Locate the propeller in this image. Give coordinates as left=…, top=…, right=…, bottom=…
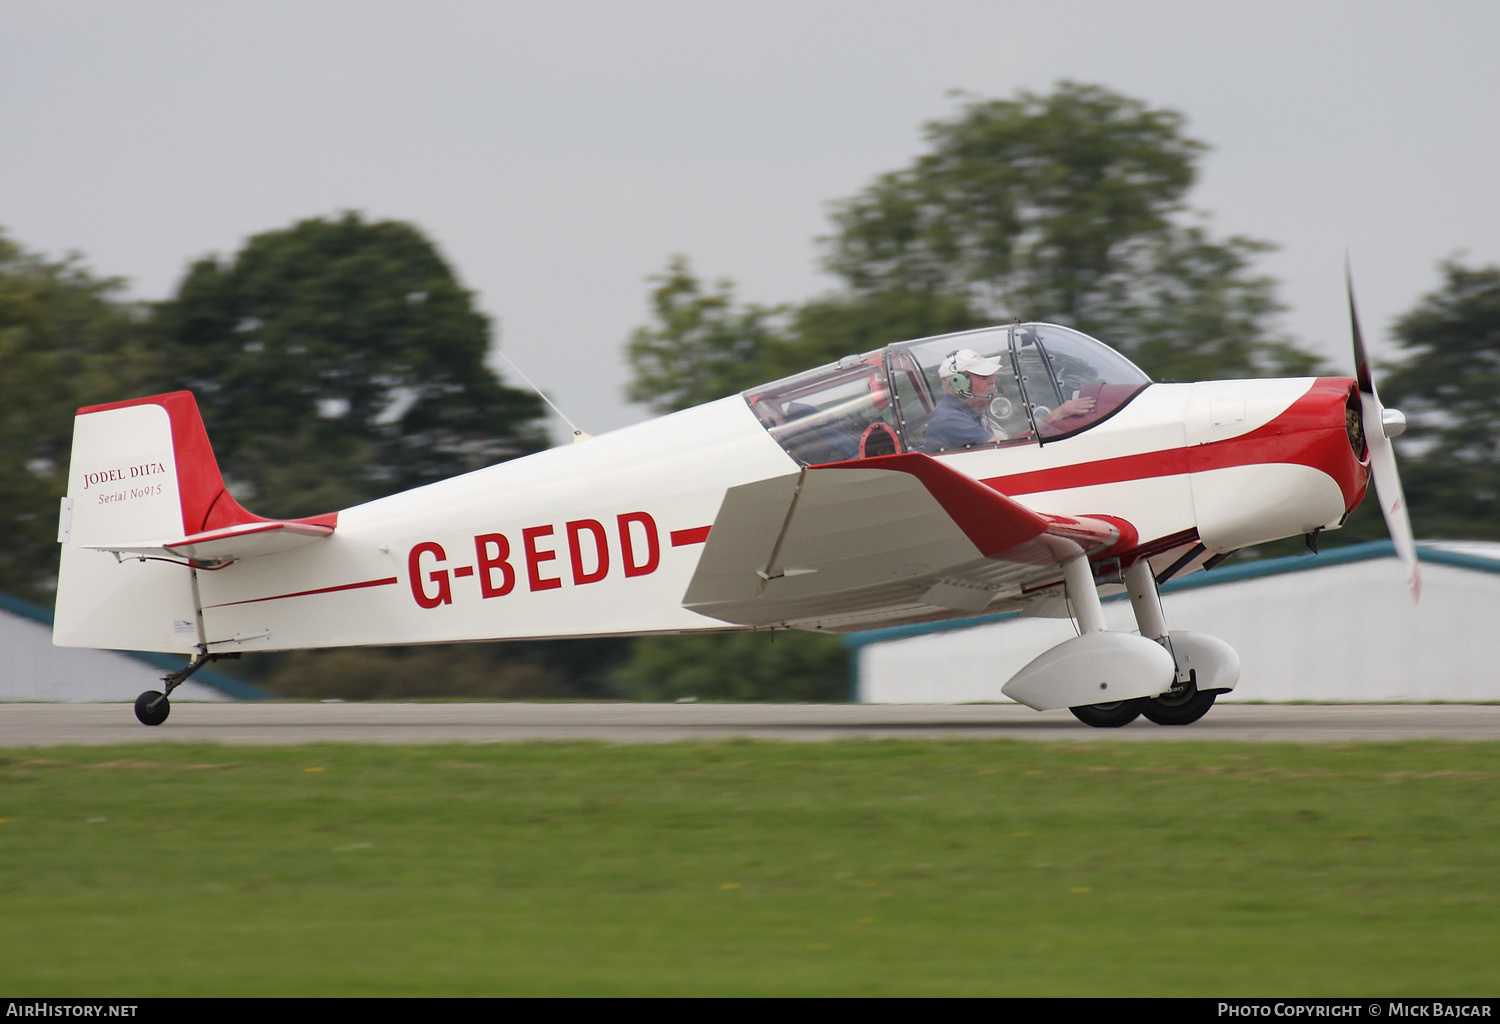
left=1347, top=261, right=1421, bottom=602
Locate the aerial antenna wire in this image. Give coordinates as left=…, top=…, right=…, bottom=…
left=497, top=351, right=591, bottom=443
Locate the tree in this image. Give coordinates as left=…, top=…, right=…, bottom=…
left=0, top=231, right=158, bottom=604
left=823, top=83, right=1316, bottom=380
left=626, top=84, right=1317, bottom=424
left=152, top=212, right=547, bottom=518
left=827, top=83, right=1203, bottom=308
left=625, top=256, right=788, bottom=415
left=769, top=288, right=989, bottom=381
left=1379, top=260, right=1500, bottom=540
left=255, top=638, right=630, bottom=701
left=616, top=631, right=849, bottom=703
left=145, top=213, right=584, bottom=696
left=0, top=220, right=598, bottom=700
left=626, top=260, right=988, bottom=414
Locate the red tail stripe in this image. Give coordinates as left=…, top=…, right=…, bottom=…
left=78, top=392, right=338, bottom=537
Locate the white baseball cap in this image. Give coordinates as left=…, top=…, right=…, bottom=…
left=941, top=348, right=1002, bottom=378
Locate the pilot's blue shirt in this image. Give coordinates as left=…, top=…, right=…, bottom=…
left=923, top=394, right=993, bottom=451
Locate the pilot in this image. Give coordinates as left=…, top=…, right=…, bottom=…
left=924, top=349, right=1007, bottom=450
left=924, top=348, right=1097, bottom=451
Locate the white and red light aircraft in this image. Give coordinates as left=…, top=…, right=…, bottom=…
left=53, top=281, right=1416, bottom=727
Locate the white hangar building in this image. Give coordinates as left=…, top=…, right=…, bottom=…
left=847, top=541, right=1500, bottom=704
left=1, top=593, right=266, bottom=702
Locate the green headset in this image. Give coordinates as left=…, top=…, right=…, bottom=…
left=944, top=350, right=990, bottom=399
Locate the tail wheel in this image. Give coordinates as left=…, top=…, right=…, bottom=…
left=1141, top=685, right=1216, bottom=726
left=134, top=691, right=170, bottom=727
left=1068, top=698, right=1145, bottom=728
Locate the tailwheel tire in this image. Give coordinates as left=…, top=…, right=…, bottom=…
left=1068, top=698, right=1146, bottom=728
left=134, top=690, right=170, bottom=727
left=1141, top=686, right=1216, bottom=726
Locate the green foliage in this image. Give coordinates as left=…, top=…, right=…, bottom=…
left=615, top=631, right=849, bottom=702
left=0, top=219, right=577, bottom=698
left=1381, top=260, right=1500, bottom=540
left=1080, top=225, right=1319, bottom=380
left=152, top=212, right=546, bottom=517
left=625, top=83, right=1318, bottom=436
left=247, top=637, right=631, bottom=701
left=625, top=256, right=787, bottom=414
left=257, top=645, right=564, bottom=701
left=824, top=83, right=1314, bottom=380
left=0, top=232, right=158, bottom=603
left=770, top=288, right=990, bottom=380
left=626, top=260, right=989, bottom=417
left=827, top=83, right=1202, bottom=309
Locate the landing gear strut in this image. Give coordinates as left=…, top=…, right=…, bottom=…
left=132, top=565, right=222, bottom=727
left=1065, top=559, right=1237, bottom=729
left=133, top=649, right=216, bottom=726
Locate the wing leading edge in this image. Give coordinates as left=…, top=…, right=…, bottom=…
left=682, top=452, right=1123, bottom=632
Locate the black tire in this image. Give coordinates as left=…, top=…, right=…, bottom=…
left=1068, top=698, right=1145, bottom=728
left=134, top=690, right=170, bottom=727
left=1141, top=687, right=1216, bottom=726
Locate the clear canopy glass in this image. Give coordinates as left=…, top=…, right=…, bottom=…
left=743, top=323, right=1151, bottom=465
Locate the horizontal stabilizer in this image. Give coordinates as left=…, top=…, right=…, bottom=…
left=85, top=520, right=336, bottom=563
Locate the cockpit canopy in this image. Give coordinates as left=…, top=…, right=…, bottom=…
left=744, top=323, right=1151, bottom=466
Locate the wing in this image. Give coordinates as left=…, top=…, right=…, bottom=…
left=682, top=452, right=1122, bottom=632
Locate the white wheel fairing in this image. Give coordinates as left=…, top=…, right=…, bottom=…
left=1001, top=632, right=1175, bottom=711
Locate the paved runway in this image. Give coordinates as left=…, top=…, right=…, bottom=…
left=1, top=702, right=1498, bottom=746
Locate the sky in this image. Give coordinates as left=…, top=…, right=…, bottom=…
left=4, top=0, right=1498, bottom=439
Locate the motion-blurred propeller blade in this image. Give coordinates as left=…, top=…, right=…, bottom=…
left=1347, top=262, right=1420, bottom=601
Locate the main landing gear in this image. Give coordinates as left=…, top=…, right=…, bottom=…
left=1064, top=559, right=1238, bottom=729
left=1069, top=683, right=1218, bottom=728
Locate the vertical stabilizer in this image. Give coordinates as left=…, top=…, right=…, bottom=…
left=54, top=393, right=225, bottom=653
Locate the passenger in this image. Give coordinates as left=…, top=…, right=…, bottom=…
left=782, top=401, right=859, bottom=465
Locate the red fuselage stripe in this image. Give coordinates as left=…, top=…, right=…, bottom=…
left=981, top=379, right=1367, bottom=510
left=671, top=526, right=712, bottom=546
left=206, top=576, right=399, bottom=609
left=983, top=448, right=1186, bottom=496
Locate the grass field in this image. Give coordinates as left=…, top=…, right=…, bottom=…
left=1, top=739, right=1496, bottom=996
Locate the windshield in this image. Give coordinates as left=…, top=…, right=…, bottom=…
left=743, top=352, right=899, bottom=466
left=1017, top=324, right=1152, bottom=436
left=743, top=324, right=1150, bottom=464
